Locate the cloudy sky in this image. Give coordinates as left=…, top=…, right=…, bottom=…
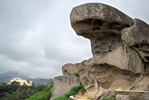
left=0, top=0, right=149, bottom=79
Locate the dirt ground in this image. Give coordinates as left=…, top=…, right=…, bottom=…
left=74, top=91, right=101, bottom=100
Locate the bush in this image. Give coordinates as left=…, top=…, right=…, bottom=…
left=80, top=86, right=86, bottom=95
left=26, top=83, right=53, bottom=100
left=27, top=90, right=51, bottom=100
left=48, top=83, right=53, bottom=89
left=70, top=72, right=79, bottom=77
left=81, top=60, right=87, bottom=64
left=53, top=86, right=81, bottom=100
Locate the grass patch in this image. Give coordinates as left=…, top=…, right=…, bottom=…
left=87, top=97, right=93, bottom=99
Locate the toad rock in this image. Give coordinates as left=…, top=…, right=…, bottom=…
left=70, top=3, right=149, bottom=97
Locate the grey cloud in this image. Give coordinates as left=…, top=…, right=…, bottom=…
left=0, top=0, right=148, bottom=78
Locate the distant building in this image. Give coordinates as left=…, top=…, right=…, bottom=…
left=7, top=75, right=33, bottom=86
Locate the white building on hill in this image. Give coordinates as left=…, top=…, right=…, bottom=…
left=7, top=75, right=33, bottom=86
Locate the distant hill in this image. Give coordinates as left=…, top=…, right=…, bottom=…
left=0, top=71, right=53, bottom=84
left=0, top=71, right=29, bottom=79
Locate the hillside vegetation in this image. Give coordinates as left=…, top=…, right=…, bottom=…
left=0, top=81, right=50, bottom=100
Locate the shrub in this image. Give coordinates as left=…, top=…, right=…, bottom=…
left=80, top=86, right=86, bottom=95
left=48, top=83, right=53, bottom=89
left=81, top=60, right=87, bottom=64
left=70, top=72, right=79, bottom=77
left=26, top=83, right=53, bottom=100
left=27, top=90, right=51, bottom=100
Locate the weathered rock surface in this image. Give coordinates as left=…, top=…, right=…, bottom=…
left=96, top=90, right=149, bottom=100
left=62, top=63, right=79, bottom=76
left=70, top=2, right=149, bottom=98
left=50, top=75, right=80, bottom=100
left=70, top=3, right=133, bottom=38
left=130, top=75, right=149, bottom=91
left=122, top=18, right=149, bottom=74
left=122, top=18, right=149, bottom=46
left=116, top=94, right=131, bottom=100
left=98, top=90, right=115, bottom=100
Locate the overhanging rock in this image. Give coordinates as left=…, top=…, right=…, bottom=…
left=70, top=3, right=149, bottom=97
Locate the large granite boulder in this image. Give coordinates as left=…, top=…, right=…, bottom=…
left=70, top=3, right=133, bottom=38
left=62, top=63, right=79, bottom=76
left=70, top=3, right=149, bottom=97
left=50, top=75, right=80, bottom=100
left=122, top=18, right=149, bottom=74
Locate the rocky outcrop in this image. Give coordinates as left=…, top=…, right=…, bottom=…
left=62, top=63, right=79, bottom=76
left=70, top=3, right=149, bottom=97
left=115, top=90, right=149, bottom=100
left=98, top=90, right=115, bottom=100
left=50, top=2, right=149, bottom=100
left=70, top=3, right=132, bottom=38
left=50, top=63, right=81, bottom=99
left=121, top=18, right=149, bottom=74
left=96, top=90, right=149, bottom=100
left=50, top=75, right=80, bottom=100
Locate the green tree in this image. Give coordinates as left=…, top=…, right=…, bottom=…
left=27, top=90, right=51, bottom=100
left=0, top=81, right=53, bottom=100
left=27, top=83, right=53, bottom=100
left=27, top=80, right=30, bottom=84
left=81, top=60, right=87, bottom=64
left=32, top=82, right=35, bottom=87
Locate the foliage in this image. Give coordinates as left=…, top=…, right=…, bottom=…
left=0, top=82, right=7, bottom=86
left=70, top=72, right=79, bottom=77
left=80, top=86, right=86, bottom=95
left=87, top=97, right=93, bottom=99
left=32, top=82, right=35, bottom=87
left=0, top=81, right=20, bottom=98
left=27, top=80, right=30, bottom=83
left=26, top=90, right=51, bottom=100
left=48, top=83, right=53, bottom=89
left=103, top=97, right=114, bottom=100
left=53, top=86, right=81, bottom=100
left=26, top=83, right=53, bottom=100
left=0, top=81, right=48, bottom=100
left=1, top=88, right=35, bottom=100
left=81, top=60, right=87, bottom=64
